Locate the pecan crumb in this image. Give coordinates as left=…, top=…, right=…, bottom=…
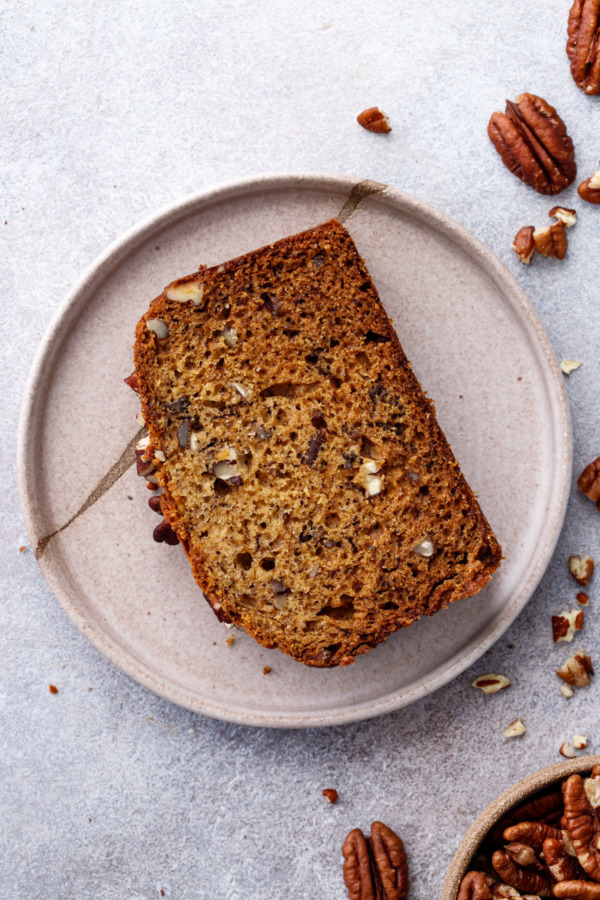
left=472, top=673, right=511, bottom=694
left=504, top=718, right=526, bottom=738
left=552, top=609, right=584, bottom=643
left=569, top=555, right=595, bottom=587
left=19, top=545, right=26, bottom=552
left=263, top=666, right=271, bottom=675
left=557, top=649, right=594, bottom=687
left=226, top=635, right=235, bottom=647
left=577, top=592, right=590, bottom=606
left=49, top=684, right=58, bottom=694
left=322, top=788, right=338, bottom=804
left=560, top=741, right=576, bottom=758
left=561, top=360, right=582, bottom=375
left=357, top=107, right=392, bottom=133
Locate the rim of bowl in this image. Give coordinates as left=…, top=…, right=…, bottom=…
left=442, top=755, right=600, bottom=900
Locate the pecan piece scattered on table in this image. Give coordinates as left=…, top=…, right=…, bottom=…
left=357, top=107, right=392, bottom=133
left=533, top=221, right=568, bottom=259
left=578, top=168, right=600, bottom=204
left=578, top=458, right=600, bottom=504
left=488, top=93, right=576, bottom=195
left=512, top=226, right=536, bottom=263
left=342, top=821, right=408, bottom=900
left=567, top=0, right=600, bottom=95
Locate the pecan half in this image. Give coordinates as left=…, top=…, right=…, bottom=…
left=512, top=226, right=536, bottom=263
left=491, top=789, right=564, bottom=845
left=578, top=458, right=600, bottom=503
left=357, top=107, right=392, bottom=133
left=458, top=872, right=494, bottom=900
left=533, top=222, right=568, bottom=259
left=567, top=0, right=600, bottom=95
left=342, top=822, right=408, bottom=900
left=488, top=94, right=576, bottom=195
left=504, top=821, right=562, bottom=850
left=563, top=768, right=600, bottom=881
left=555, top=881, right=600, bottom=900
left=543, top=836, right=583, bottom=883
left=578, top=169, right=600, bottom=204
left=491, top=848, right=553, bottom=895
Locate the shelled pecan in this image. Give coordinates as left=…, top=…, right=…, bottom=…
left=533, top=221, right=568, bottom=259
left=555, top=881, right=600, bottom=900
left=459, top=773, right=600, bottom=900
left=578, top=168, right=600, bottom=204
left=488, top=94, right=576, bottom=195
left=563, top=768, right=600, bottom=881
left=491, top=848, right=553, bottom=895
left=543, top=837, right=583, bottom=883
left=578, top=458, right=600, bottom=504
left=342, top=821, right=408, bottom=900
left=567, top=0, right=600, bottom=95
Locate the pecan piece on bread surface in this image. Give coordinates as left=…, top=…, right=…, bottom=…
left=488, top=93, right=576, bottom=195
left=567, top=0, right=600, bottom=95
left=342, top=822, right=408, bottom=900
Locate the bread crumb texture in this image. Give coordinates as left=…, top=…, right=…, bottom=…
left=134, top=220, right=501, bottom=667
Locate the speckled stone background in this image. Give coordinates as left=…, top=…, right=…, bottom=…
left=3, top=1, right=600, bottom=898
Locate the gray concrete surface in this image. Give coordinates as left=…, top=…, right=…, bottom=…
left=2, top=1, right=600, bottom=897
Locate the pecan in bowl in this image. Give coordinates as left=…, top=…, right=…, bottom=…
left=488, top=94, right=576, bottom=195
left=442, top=758, right=600, bottom=900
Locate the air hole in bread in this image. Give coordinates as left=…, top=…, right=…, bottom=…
left=260, top=558, right=276, bottom=571
left=380, top=601, right=399, bottom=610
left=311, top=413, right=326, bottom=429
left=324, top=512, right=340, bottom=528
left=234, top=552, right=253, bottom=571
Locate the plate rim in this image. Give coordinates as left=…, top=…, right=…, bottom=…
left=17, top=171, right=572, bottom=728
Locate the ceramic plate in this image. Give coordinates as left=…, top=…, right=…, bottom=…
left=18, top=173, right=571, bottom=728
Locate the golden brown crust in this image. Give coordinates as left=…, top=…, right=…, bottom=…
left=133, top=220, right=501, bottom=667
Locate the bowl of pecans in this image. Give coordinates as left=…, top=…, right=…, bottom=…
left=442, top=757, right=600, bottom=900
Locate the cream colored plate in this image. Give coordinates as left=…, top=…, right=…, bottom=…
left=18, top=173, right=571, bottom=727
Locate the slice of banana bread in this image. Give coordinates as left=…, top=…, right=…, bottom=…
left=133, top=219, right=501, bottom=667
